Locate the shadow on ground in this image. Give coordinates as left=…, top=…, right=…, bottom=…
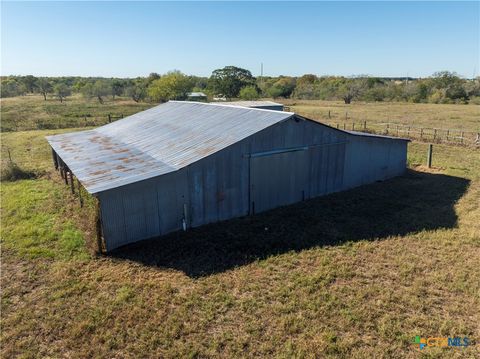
left=110, top=170, right=469, bottom=277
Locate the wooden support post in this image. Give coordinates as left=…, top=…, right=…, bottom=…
left=363, top=121, right=367, bottom=131
left=69, top=171, right=75, bottom=194
left=328, top=110, right=331, bottom=119
left=60, top=159, right=65, bottom=179
left=343, top=123, right=346, bottom=130
left=52, top=148, right=58, bottom=170
left=95, top=199, right=104, bottom=255
left=427, top=144, right=433, bottom=168
left=78, top=179, right=83, bottom=207
left=108, top=114, right=111, bottom=123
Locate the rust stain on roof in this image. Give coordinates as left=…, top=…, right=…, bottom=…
left=46, top=101, right=294, bottom=194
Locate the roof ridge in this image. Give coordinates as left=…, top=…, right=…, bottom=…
left=168, top=100, right=294, bottom=115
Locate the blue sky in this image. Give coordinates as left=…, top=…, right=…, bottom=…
left=1, top=1, right=479, bottom=78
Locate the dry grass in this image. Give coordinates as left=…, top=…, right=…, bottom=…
left=281, top=99, right=480, bottom=133
left=1, top=126, right=480, bottom=357
left=0, top=94, right=153, bottom=132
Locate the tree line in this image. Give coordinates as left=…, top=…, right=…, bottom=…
left=1, top=67, right=479, bottom=104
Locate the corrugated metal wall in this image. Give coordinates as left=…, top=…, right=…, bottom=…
left=343, top=135, right=408, bottom=190
left=98, top=118, right=406, bottom=251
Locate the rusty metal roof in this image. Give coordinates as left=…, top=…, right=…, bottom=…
left=46, top=101, right=294, bottom=194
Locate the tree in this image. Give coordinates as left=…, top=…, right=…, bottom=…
left=239, top=85, right=259, bottom=100
left=464, top=77, right=480, bottom=99
left=428, top=71, right=468, bottom=102
left=147, top=71, right=194, bottom=102
left=82, top=80, right=111, bottom=104
left=125, top=80, right=147, bottom=102
left=0, top=79, right=24, bottom=98
left=36, top=78, right=53, bottom=101
left=20, top=75, right=38, bottom=93
left=266, top=77, right=296, bottom=98
left=296, top=74, right=317, bottom=87
left=53, top=83, right=71, bottom=102
left=338, top=78, right=366, bottom=104
left=111, top=79, right=125, bottom=100
left=145, top=72, right=161, bottom=86
left=208, top=66, right=255, bottom=99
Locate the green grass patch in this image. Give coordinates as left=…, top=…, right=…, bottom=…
left=1, top=179, right=90, bottom=260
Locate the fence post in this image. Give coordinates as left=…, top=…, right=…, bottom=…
left=108, top=114, right=111, bottom=123
left=363, top=121, right=367, bottom=131
left=328, top=110, right=331, bottom=119
left=386, top=124, right=389, bottom=135
left=420, top=128, right=423, bottom=139
left=352, top=123, right=355, bottom=131
left=343, top=123, right=346, bottom=130
left=427, top=144, right=433, bottom=168
left=433, top=129, right=437, bottom=141
left=461, top=131, right=464, bottom=144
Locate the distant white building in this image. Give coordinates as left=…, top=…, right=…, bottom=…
left=187, top=92, right=207, bottom=102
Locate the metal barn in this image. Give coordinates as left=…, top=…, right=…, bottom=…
left=47, top=101, right=408, bottom=251
left=218, top=100, right=284, bottom=111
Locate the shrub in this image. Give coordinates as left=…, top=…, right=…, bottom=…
left=1, top=154, right=37, bottom=181
left=468, top=96, right=480, bottom=105
left=239, top=85, right=259, bottom=100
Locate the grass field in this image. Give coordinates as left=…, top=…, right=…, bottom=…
left=1, top=117, right=479, bottom=357
left=283, top=100, right=480, bottom=133
left=0, top=95, right=153, bottom=132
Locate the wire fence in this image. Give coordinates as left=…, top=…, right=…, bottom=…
left=322, top=121, right=480, bottom=147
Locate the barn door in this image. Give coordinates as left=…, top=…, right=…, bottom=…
left=249, top=149, right=309, bottom=214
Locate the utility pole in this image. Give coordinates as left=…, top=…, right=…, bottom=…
left=260, top=62, right=264, bottom=92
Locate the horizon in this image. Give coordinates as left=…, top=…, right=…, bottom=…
left=1, top=1, right=479, bottom=78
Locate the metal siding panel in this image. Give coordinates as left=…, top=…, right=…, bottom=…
left=122, top=188, right=147, bottom=243
left=343, top=135, right=408, bottom=190
left=204, top=157, right=219, bottom=224
left=189, top=164, right=205, bottom=227
left=251, top=150, right=308, bottom=213
left=334, top=143, right=346, bottom=191
left=99, top=190, right=126, bottom=251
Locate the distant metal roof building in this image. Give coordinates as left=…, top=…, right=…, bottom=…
left=187, top=92, right=207, bottom=97
left=217, top=101, right=284, bottom=111
left=46, top=101, right=294, bottom=194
